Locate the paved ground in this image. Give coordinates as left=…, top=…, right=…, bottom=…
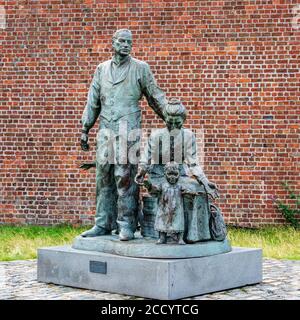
left=0, top=259, right=299, bottom=300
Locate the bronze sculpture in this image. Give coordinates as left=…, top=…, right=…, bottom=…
left=135, top=98, right=225, bottom=243
left=79, top=29, right=227, bottom=245
left=143, top=161, right=202, bottom=245
left=80, top=29, right=167, bottom=240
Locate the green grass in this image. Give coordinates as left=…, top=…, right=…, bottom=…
left=0, top=225, right=89, bottom=261
left=0, top=225, right=299, bottom=261
left=227, top=226, right=300, bottom=260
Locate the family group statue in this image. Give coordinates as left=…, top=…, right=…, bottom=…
left=79, top=28, right=227, bottom=244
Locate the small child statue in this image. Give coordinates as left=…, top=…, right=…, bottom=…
left=143, top=161, right=199, bottom=245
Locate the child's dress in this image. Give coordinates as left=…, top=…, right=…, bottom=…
left=148, top=181, right=193, bottom=233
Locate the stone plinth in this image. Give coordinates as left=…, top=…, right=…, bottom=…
left=37, top=246, right=262, bottom=300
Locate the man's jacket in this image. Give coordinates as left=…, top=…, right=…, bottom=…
left=81, top=56, right=167, bottom=131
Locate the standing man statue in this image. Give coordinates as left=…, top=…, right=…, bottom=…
left=80, top=29, right=167, bottom=240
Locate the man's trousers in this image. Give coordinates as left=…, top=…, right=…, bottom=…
left=94, top=114, right=141, bottom=232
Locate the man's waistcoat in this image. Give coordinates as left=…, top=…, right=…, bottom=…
left=98, top=58, right=145, bottom=121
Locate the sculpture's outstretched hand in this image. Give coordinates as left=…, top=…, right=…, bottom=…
left=134, top=168, right=147, bottom=186
left=81, top=133, right=89, bottom=151
left=134, top=174, right=144, bottom=185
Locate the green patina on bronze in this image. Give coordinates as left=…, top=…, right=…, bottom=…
left=80, top=29, right=167, bottom=240
left=135, top=98, right=226, bottom=245
left=78, top=29, right=230, bottom=256
left=72, top=234, right=232, bottom=259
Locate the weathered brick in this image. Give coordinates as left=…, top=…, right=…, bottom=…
left=0, top=0, right=299, bottom=227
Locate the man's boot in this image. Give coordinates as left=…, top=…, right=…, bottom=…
left=119, top=227, right=134, bottom=241
left=80, top=225, right=111, bottom=237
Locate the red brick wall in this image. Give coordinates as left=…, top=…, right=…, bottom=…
left=1, top=0, right=299, bottom=227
